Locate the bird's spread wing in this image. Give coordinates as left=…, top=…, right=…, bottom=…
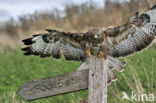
left=106, top=5, right=156, bottom=58
left=22, top=29, right=86, bottom=61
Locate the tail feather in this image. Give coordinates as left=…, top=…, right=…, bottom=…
left=107, top=55, right=125, bottom=72
left=107, top=69, right=117, bottom=85
left=77, top=62, right=88, bottom=71
left=77, top=56, right=125, bottom=85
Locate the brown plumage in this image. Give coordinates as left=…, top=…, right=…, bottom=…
left=22, top=5, right=156, bottom=85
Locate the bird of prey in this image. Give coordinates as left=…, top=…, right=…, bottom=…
left=22, top=5, right=156, bottom=85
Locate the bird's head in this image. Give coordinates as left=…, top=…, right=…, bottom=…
left=86, top=28, right=104, bottom=45
left=87, top=28, right=103, bottom=39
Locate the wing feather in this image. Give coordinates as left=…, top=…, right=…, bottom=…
left=22, top=30, right=86, bottom=61
left=107, top=5, right=156, bottom=58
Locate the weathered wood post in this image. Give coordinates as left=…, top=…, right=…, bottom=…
left=88, top=56, right=107, bottom=103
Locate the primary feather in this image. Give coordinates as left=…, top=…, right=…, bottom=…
left=107, top=6, right=156, bottom=57
left=22, top=30, right=86, bottom=61
left=22, top=5, right=156, bottom=85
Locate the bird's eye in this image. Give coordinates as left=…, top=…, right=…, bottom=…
left=97, top=34, right=101, bottom=36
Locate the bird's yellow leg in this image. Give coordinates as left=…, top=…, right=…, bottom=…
left=86, top=49, right=91, bottom=56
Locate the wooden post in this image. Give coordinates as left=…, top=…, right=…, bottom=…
left=88, top=56, right=107, bottom=103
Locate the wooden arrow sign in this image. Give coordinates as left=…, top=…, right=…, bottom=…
left=17, top=70, right=88, bottom=101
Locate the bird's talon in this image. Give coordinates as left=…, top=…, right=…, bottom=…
left=86, top=50, right=91, bottom=56
left=98, top=51, right=103, bottom=57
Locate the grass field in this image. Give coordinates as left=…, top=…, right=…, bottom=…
left=0, top=44, right=156, bottom=103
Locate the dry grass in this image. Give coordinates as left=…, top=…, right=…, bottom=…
left=0, top=34, right=16, bottom=52
left=0, top=0, right=151, bottom=51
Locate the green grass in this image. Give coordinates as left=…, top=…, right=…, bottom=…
left=0, top=44, right=156, bottom=103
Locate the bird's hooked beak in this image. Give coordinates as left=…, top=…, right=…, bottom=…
left=94, top=35, right=98, bottom=38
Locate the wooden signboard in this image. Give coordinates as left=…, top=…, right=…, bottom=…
left=17, top=70, right=88, bottom=101
left=17, top=56, right=108, bottom=103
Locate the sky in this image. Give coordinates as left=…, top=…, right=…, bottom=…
left=0, top=0, right=126, bottom=23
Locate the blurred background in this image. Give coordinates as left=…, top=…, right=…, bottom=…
left=0, top=0, right=156, bottom=103
left=0, top=0, right=156, bottom=51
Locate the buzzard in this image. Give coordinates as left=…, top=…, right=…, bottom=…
left=22, top=5, right=156, bottom=85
